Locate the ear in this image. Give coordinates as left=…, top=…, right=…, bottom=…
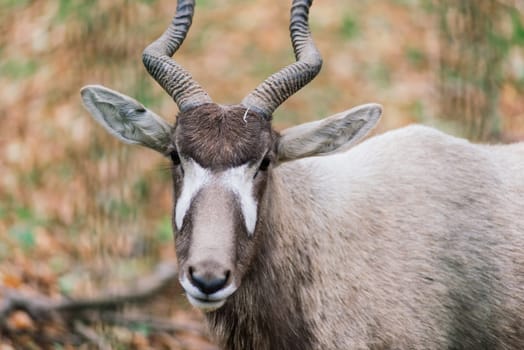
left=80, top=84, right=172, bottom=154
left=277, top=103, right=382, bottom=162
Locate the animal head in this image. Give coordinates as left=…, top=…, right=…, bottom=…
left=80, top=0, right=382, bottom=311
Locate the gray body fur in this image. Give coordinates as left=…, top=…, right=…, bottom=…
left=208, top=125, right=524, bottom=349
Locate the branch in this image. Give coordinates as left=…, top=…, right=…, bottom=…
left=0, top=262, right=178, bottom=324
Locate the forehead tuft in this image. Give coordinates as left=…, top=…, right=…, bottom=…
left=175, top=104, right=273, bottom=168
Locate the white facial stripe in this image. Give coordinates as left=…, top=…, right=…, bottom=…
left=175, top=159, right=211, bottom=230
left=219, top=164, right=258, bottom=235
left=175, top=157, right=259, bottom=235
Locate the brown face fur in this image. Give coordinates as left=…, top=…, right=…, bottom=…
left=173, top=104, right=276, bottom=170
left=169, top=103, right=278, bottom=306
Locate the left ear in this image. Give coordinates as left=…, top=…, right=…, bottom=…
left=80, top=85, right=172, bottom=154
left=276, top=103, right=382, bottom=162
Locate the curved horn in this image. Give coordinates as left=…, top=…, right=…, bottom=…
left=142, top=0, right=212, bottom=112
left=241, top=0, right=322, bottom=118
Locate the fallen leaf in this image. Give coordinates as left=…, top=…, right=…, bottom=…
left=6, top=310, right=35, bottom=332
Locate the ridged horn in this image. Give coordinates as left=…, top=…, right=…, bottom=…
left=142, top=0, right=212, bottom=112
left=241, top=0, right=322, bottom=119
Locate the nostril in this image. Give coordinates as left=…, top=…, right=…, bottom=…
left=189, top=268, right=229, bottom=295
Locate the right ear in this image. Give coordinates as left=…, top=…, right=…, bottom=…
left=276, top=103, right=382, bottom=162
left=80, top=85, right=172, bottom=154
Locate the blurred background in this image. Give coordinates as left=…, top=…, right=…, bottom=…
left=1, top=0, right=524, bottom=348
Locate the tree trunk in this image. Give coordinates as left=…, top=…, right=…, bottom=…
left=437, top=0, right=508, bottom=141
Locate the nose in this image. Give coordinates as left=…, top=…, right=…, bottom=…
left=189, top=265, right=230, bottom=295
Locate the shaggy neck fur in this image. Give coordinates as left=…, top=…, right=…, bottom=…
left=205, top=162, right=321, bottom=350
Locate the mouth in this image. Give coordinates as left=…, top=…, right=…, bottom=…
left=186, top=294, right=227, bottom=311
left=180, top=276, right=237, bottom=312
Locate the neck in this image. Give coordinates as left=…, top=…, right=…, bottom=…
left=205, top=164, right=319, bottom=350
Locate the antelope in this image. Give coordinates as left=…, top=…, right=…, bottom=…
left=80, top=0, right=524, bottom=349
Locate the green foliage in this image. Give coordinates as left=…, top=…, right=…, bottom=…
left=0, top=0, right=31, bottom=9
left=155, top=216, right=172, bottom=243
left=405, top=46, right=426, bottom=69
left=6, top=206, right=47, bottom=252
left=22, top=165, right=44, bottom=188
left=510, top=8, right=524, bottom=46
left=0, top=59, right=38, bottom=79
left=15, top=206, right=34, bottom=221
left=55, top=0, right=97, bottom=23
left=419, top=0, right=435, bottom=12
left=133, top=177, right=151, bottom=202
left=130, top=322, right=151, bottom=336
left=58, top=272, right=81, bottom=295
left=340, top=14, right=360, bottom=40
left=104, top=198, right=136, bottom=218
left=133, top=76, right=162, bottom=109
left=9, top=224, right=36, bottom=251
left=197, top=0, right=213, bottom=8
left=409, top=100, right=425, bottom=122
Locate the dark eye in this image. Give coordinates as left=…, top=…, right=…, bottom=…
left=254, top=157, right=271, bottom=178
left=259, top=157, right=271, bottom=171
left=170, top=151, right=181, bottom=166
